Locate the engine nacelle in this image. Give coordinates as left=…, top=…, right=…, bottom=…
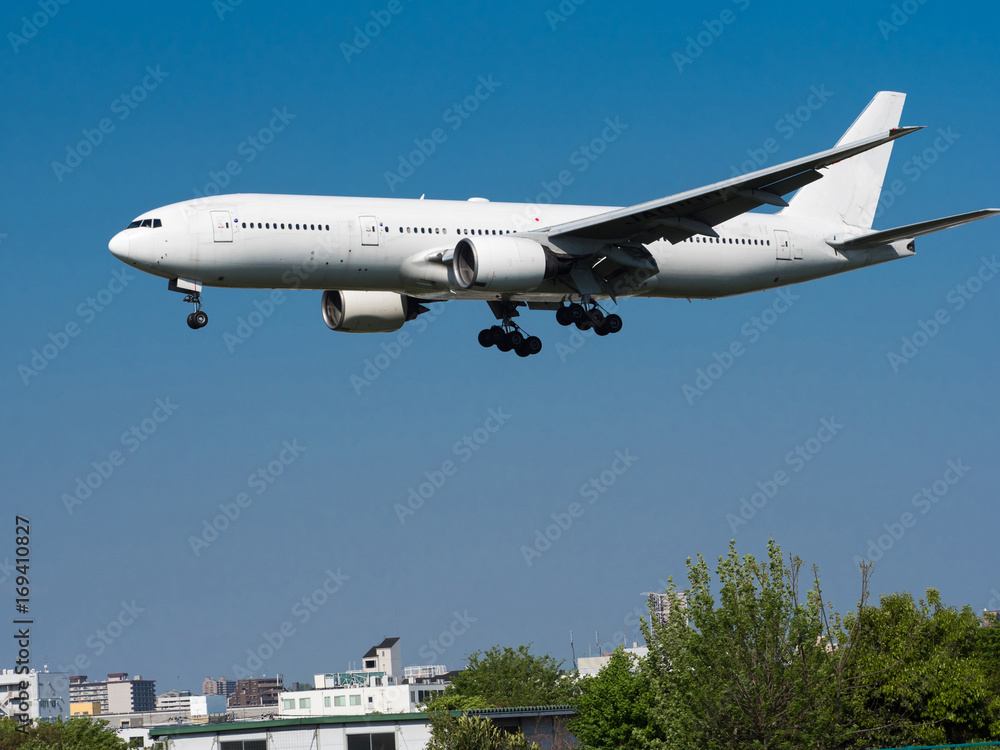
left=452, top=236, right=561, bottom=291
left=322, top=290, right=415, bottom=333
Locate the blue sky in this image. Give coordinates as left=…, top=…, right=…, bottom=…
left=2, top=0, right=999, bottom=691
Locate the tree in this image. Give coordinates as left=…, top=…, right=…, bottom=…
left=568, top=646, right=662, bottom=750
left=424, top=713, right=539, bottom=750
left=0, top=717, right=129, bottom=750
left=843, top=588, right=1000, bottom=747
left=640, top=539, right=855, bottom=749
left=428, top=644, right=577, bottom=709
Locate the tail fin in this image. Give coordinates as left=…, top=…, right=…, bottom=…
left=781, top=91, right=906, bottom=229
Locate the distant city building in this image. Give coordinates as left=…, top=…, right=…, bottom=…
left=362, top=637, right=402, bottom=680
left=70, top=701, right=102, bottom=716
left=156, top=690, right=193, bottom=712
left=983, top=610, right=1000, bottom=626
left=201, top=676, right=236, bottom=697
left=403, top=665, right=447, bottom=680
left=69, top=674, right=156, bottom=714
left=577, top=644, right=649, bottom=677
left=288, top=638, right=447, bottom=717
left=644, top=590, right=687, bottom=626
left=228, top=677, right=283, bottom=707
left=0, top=668, right=69, bottom=723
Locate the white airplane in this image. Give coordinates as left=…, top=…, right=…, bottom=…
left=109, top=92, right=998, bottom=357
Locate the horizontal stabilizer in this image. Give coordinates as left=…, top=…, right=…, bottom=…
left=828, top=209, right=1000, bottom=249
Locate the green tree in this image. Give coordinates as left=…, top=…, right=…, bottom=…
left=641, top=540, right=855, bottom=749
left=428, top=644, right=577, bottom=709
left=0, top=717, right=129, bottom=750
left=425, top=713, right=539, bottom=750
left=843, top=588, right=1000, bottom=747
left=568, top=646, right=662, bottom=750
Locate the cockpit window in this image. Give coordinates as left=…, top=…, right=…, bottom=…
left=127, top=220, right=141, bottom=229
left=126, top=218, right=163, bottom=229
left=153, top=219, right=161, bottom=228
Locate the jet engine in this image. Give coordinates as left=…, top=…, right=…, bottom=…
left=452, top=236, right=563, bottom=292
left=321, top=290, right=423, bottom=333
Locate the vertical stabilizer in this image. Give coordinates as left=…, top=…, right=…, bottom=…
left=781, top=91, right=906, bottom=229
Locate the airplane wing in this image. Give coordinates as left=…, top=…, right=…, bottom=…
left=543, top=127, right=923, bottom=246
left=828, top=209, right=1000, bottom=249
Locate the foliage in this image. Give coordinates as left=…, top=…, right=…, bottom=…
left=568, top=646, right=662, bottom=750
left=0, top=717, right=129, bottom=750
left=843, top=589, right=1000, bottom=747
left=424, top=713, right=538, bottom=750
left=422, top=693, right=493, bottom=712
left=640, top=539, right=848, bottom=750
left=433, top=644, right=577, bottom=708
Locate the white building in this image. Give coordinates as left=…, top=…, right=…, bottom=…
left=280, top=680, right=447, bottom=717
left=151, top=707, right=577, bottom=750
left=157, top=690, right=193, bottom=712
left=283, top=638, right=448, bottom=718
left=577, top=644, right=649, bottom=676
left=402, top=665, right=446, bottom=680
left=0, top=668, right=70, bottom=723
left=155, top=691, right=227, bottom=721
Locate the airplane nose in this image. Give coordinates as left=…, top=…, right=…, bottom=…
left=109, top=231, right=130, bottom=261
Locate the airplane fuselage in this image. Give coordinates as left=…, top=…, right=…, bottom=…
left=109, top=193, right=912, bottom=303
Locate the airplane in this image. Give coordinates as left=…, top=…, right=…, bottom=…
left=109, top=91, right=998, bottom=357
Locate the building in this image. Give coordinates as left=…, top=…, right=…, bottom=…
left=361, top=637, right=402, bottom=679
left=283, top=639, right=448, bottom=718
left=157, top=691, right=193, bottom=712
left=202, top=677, right=236, bottom=697
left=577, top=644, right=649, bottom=677
left=150, top=706, right=578, bottom=750
left=69, top=673, right=156, bottom=714
left=0, top=668, right=70, bottom=723
left=402, top=666, right=446, bottom=680
left=279, top=674, right=447, bottom=718
left=229, top=677, right=283, bottom=707
left=70, top=701, right=102, bottom=716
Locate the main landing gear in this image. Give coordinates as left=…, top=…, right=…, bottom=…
left=556, top=302, right=623, bottom=336
left=184, top=293, right=208, bottom=330
left=478, top=322, right=543, bottom=358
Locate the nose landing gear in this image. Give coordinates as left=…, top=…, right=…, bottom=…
left=184, top=294, right=208, bottom=330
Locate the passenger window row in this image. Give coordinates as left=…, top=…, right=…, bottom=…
left=396, top=227, right=514, bottom=236
left=241, top=222, right=330, bottom=231
left=691, top=235, right=770, bottom=246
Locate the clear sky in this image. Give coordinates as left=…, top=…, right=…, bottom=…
left=2, top=0, right=999, bottom=692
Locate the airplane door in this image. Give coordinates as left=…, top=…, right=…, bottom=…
left=211, top=211, right=233, bottom=243
left=359, top=216, right=379, bottom=246
left=775, top=230, right=791, bottom=260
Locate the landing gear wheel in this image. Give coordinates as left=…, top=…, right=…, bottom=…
left=575, top=318, right=592, bottom=331
left=588, top=309, right=606, bottom=328
left=515, top=343, right=531, bottom=357
left=525, top=336, right=542, bottom=355
left=497, top=334, right=513, bottom=352
left=604, top=314, right=623, bottom=334
left=569, top=303, right=586, bottom=323
left=595, top=322, right=611, bottom=336
left=187, top=313, right=198, bottom=329
left=556, top=306, right=574, bottom=326
left=478, top=329, right=494, bottom=348
left=489, top=325, right=505, bottom=344
left=193, top=310, right=208, bottom=329
left=508, top=330, right=525, bottom=348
